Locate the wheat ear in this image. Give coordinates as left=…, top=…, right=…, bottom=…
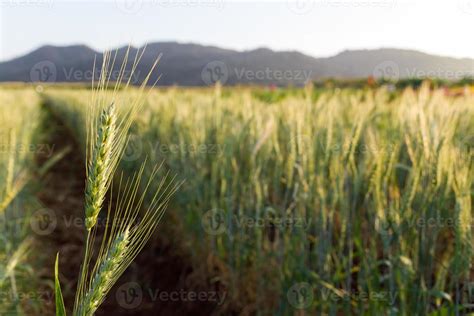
left=84, top=103, right=116, bottom=230
left=76, top=228, right=130, bottom=316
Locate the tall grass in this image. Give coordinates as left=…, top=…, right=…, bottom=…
left=0, top=89, right=43, bottom=314
left=46, top=84, right=473, bottom=314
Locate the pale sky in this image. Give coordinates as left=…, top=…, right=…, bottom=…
left=0, top=0, right=473, bottom=62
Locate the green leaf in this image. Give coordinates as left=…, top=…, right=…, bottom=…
left=55, top=253, right=67, bottom=316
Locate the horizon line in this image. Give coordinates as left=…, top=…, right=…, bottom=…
left=2, top=40, right=474, bottom=63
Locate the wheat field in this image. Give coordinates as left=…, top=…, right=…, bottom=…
left=0, top=82, right=472, bottom=315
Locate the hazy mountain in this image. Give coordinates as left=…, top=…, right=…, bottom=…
left=0, top=42, right=472, bottom=86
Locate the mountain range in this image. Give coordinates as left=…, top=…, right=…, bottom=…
left=0, top=42, right=473, bottom=86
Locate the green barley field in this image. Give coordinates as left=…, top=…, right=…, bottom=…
left=0, top=78, right=472, bottom=315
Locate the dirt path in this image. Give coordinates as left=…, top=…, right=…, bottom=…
left=35, top=103, right=223, bottom=315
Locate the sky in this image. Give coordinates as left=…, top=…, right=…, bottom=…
left=0, top=0, right=473, bottom=62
